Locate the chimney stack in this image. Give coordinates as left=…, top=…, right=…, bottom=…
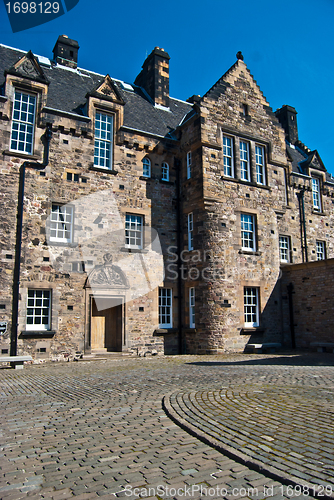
left=134, top=47, right=170, bottom=108
left=275, top=105, right=298, bottom=145
left=53, top=35, right=79, bottom=69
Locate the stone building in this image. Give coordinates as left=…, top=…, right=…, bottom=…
left=0, top=36, right=333, bottom=360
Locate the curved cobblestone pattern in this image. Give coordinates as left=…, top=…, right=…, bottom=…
left=1, top=353, right=334, bottom=499
left=164, top=384, right=334, bottom=495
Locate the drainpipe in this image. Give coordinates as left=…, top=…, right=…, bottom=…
left=10, top=126, right=53, bottom=359
left=287, top=282, right=296, bottom=349
left=175, top=157, right=184, bottom=354
left=297, top=188, right=308, bottom=263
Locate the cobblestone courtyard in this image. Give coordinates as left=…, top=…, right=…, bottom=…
left=1, top=352, right=334, bottom=499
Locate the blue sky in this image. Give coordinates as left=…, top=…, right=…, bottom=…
left=1, top=0, right=333, bottom=174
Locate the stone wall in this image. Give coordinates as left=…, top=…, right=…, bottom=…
left=281, top=259, right=334, bottom=349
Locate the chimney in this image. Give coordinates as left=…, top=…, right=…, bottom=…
left=53, top=35, right=79, bottom=69
left=134, top=47, right=170, bottom=108
left=275, top=105, right=298, bottom=145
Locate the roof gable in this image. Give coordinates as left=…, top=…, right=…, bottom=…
left=87, top=74, right=124, bottom=105
left=6, top=50, right=48, bottom=84
left=202, top=59, right=269, bottom=108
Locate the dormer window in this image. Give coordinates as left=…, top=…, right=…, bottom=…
left=312, top=177, right=321, bottom=211
left=94, top=112, right=113, bottom=169
left=10, top=91, right=36, bottom=154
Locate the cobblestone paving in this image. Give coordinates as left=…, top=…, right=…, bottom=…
left=0, top=352, right=334, bottom=499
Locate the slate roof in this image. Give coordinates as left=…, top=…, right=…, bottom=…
left=286, top=143, right=334, bottom=184
left=0, top=44, right=192, bottom=139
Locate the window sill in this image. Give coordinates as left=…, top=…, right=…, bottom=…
left=120, top=247, right=149, bottom=254
left=220, top=177, right=271, bottom=190
left=159, top=179, right=174, bottom=185
left=183, top=328, right=197, bottom=333
left=3, top=150, right=40, bottom=161
left=89, top=166, right=118, bottom=175
left=312, top=210, right=326, bottom=216
left=20, top=330, right=56, bottom=338
left=48, top=241, right=78, bottom=248
left=240, top=328, right=264, bottom=335
left=139, top=175, right=151, bottom=180
left=154, top=328, right=177, bottom=335
left=239, top=249, right=261, bottom=256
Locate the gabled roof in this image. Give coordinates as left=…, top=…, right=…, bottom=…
left=287, top=143, right=334, bottom=184
left=201, top=58, right=270, bottom=107
left=0, top=44, right=192, bottom=139
left=6, top=50, right=49, bottom=84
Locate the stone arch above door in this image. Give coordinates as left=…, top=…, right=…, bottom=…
left=85, top=253, right=129, bottom=290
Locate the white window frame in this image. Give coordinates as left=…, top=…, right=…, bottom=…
left=50, top=204, right=73, bottom=244
left=244, top=287, right=259, bottom=327
left=94, top=112, right=113, bottom=169
left=255, top=145, right=266, bottom=185
left=241, top=213, right=256, bottom=251
left=312, top=177, right=321, bottom=211
left=189, top=287, right=195, bottom=328
left=10, top=90, right=36, bottom=154
left=26, top=289, right=51, bottom=331
left=239, top=141, right=250, bottom=181
left=125, top=214, right=143, bottom=249
left=142, top=157, right=151, bottom=178
left=162, top=162, right=169, bottom=181
left=279, top=235, right=290, bottom=263
left=316, top=241, right=326, bottom=261
left=188, top=212, right=194, bottom=251
left=159, top=288, right=172, bottom=328
left=187, top=151, right=192, bottom=179
left=223, top=135, right=234, bottom=177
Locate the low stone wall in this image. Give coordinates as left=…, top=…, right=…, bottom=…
left=281, top=259, right=334, bottom=349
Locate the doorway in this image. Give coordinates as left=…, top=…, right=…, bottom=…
left=91, top=298, right=122, bottom=351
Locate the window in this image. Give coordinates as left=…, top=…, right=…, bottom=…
left=316, top=241, right=326, bottom=260
left=241, top=214, right=256, bottom=251
left=244, top=287, right=259, bottom=327
left=188, top=213, right=194, bottom=251
left=50, top=204, right=73, bottom=243
left=255, top=145, right=265, bottom=185
left=142, top=157, right=151, bottom=178
left=279, top=236, right=290, bottom=263
left=223, top=135, right=234, bottom=177
left=187, top=151, right=192, bottom=179
left=162, top=162, right=169, bottom=181
left=26, top=290, right=51, bottom=331
left=94, top=112, right=113, bottom=169
left=189, top=287, right=195, bottom=328
left=239, top=141, right=250, bottom=181
left=125, top=214, right=143, bottom=249
left=10, top=91, right=36, bottom=154
left=312, top=177, right=321, bottom=211
left=159, top=288, right=172, bottom=328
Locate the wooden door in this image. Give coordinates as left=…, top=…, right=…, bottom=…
left=91, top=299, right=122, bottom=351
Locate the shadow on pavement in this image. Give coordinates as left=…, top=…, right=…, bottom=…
left=187, top=352, right=334, bottom=367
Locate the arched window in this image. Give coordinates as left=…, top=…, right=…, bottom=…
left=142, top=157, right=151, bottom=178
left=162, top=162, right=169, bottom=181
